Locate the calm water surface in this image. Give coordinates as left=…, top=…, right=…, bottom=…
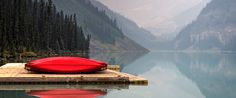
left=0, top=52, right=236, bottom=98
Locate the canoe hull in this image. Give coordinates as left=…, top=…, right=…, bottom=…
left=25, top=57, right=107, bottom=73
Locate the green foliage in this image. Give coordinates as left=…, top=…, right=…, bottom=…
left=0, top=0, right=90, bottom=54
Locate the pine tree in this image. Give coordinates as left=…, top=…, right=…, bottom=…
left=0, top=0, right=90, bottom=57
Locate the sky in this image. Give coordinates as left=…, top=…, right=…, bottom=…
left=97, top=0, right=211, bottom=40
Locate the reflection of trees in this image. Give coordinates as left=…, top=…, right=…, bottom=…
left=0, top=91, right=35, bottom=98
left=174, top=53, right=236, bottom=98
left=89, top=52, right=148, bottom=70
left=108, top=58, right=116, bottom=65
left=0, top=52, right=90, bottom=66
left=122, top=52, right=183, bottom=75
left=0, top=57, right=36, bottom=66
left=0, top=89, right=107, bottom=98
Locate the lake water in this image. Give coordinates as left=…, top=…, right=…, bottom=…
left=0, top=52, right=236, bottom=98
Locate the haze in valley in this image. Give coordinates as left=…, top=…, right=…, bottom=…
left=97, top=0, right=211, bottom=41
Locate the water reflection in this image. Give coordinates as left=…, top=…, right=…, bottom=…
left=104, top=52, right=236, bottom=98
left=175, top=53, right=236, bottom=98
left=1, top=52, right=236, bottom=98
left=27, top=89, right=106, bottom=98
left=90, top=52, right=148, bottom=69
left=0, top=84, right=129, bottom=98
left=0, top=89, right=106, bottom=98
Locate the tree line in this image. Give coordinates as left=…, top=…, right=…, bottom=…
left=0, top=0, right=90, bottom=57
left=76, top=0, right=124, bottom=44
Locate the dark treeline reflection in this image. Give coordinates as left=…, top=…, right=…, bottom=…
left=0, top=89, right=106, bottom=98
left=0, top=51, right=147, bottom=66
left=0, top=91, right=35, bottom=98
left=90, top=52, right=148, bottom=70
left=0, top=52, right=90, bottom=66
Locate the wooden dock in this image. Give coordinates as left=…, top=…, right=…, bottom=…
left=0, top=63, right=147, bottom=85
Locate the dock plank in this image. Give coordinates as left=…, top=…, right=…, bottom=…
left=0, top=63, right=147, bottom=85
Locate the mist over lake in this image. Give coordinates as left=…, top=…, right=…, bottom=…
left=1, top=0, right=236, bottom=98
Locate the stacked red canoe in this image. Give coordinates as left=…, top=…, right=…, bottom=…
left=25, top=57, right=108, bottom=73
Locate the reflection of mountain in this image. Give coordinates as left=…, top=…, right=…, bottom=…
left=175, top=0, right=236, bottom=51
left=122, top=52, right=176, bottom=75
left=90, top=52, right=148, bottom=69
left=104, top=52, right=205, bottom=98
left=118, top=52, right=236, bottom=98
left=175, top=53, right=236, bottom=98
left=1, top=53, right=236, bottom=98
left=52, top=0, right=148, bottom=52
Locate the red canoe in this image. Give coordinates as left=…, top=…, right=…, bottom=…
left=25, top=57, right=107, bottom=73
left=27, top=89, right=106, bottom=98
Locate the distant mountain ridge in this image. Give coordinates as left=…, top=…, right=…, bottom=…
left=174, top=0, right=236, bottom=51
left=90, top=0, right=159, bottom=50
left=52, top=0, right=148, bottom=52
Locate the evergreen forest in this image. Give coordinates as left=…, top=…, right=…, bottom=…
left=0, top=0, right=90, bottom=57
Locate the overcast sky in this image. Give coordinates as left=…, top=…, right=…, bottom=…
left=97, top=0, right=211, bottom=40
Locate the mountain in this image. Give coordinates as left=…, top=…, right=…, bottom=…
left=90, top=0, right=158, bottom=50
left=97, top=0, right=210, bottom=41
left=174, top=0, right=236, bottom=51
left=52, top=0, right=148, bottom=52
